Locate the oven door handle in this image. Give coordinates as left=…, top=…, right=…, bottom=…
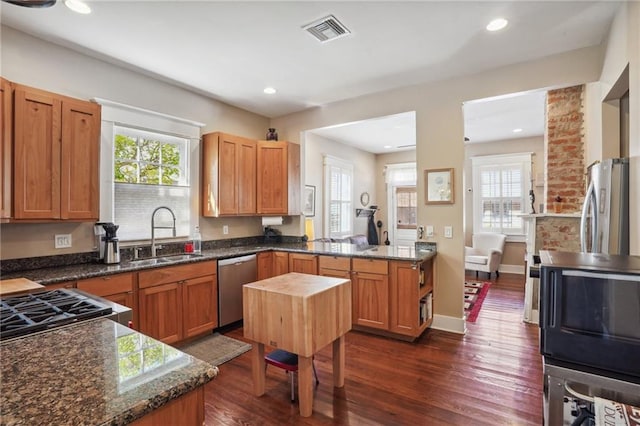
left=540, top=269, right=558, bottom=328
left=564, top=382, right=594, bottom=403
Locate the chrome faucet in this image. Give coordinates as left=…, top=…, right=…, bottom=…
left=151, top=206, right=176, bottom=257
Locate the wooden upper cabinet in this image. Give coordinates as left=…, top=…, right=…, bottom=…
left=12, top=84, right=100, bottom=221
left=202, top=132, right=256, bottom=216
left=61, top=98, right=100, bottom=220
left=0, top=78, right=12, bottom=219
left=256, top=141, right=300, bottom=215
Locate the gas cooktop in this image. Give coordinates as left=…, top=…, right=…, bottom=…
left=0, top=289, right=113, bottom=341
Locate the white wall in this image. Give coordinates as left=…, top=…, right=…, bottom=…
left=303, top=133, right=376, bottom=239
left=272, top=45, right=605, bottom=333
left=602, top=2, right=640, bottom=254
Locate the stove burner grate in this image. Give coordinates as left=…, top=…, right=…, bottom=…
left=0, top=289, right=112, bottom=341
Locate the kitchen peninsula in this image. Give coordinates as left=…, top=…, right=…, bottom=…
left=0, top=318, right=217, bottom=425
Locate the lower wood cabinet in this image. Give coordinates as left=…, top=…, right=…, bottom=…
left=318, top=255, right=351, bottom=279
left=351, top=258, right=389, bottom=330
left=131, top=385, right=205, bottom=426
left=76, top=273, right=135, bottom=309
left=138, top=282, right=183, bottom=344
left=137, top=260, right=217, bottom=344
left=256, top=251, right=273, bottom=280
left=77, top=273, right=135, bottom=328
left=273, top=251, right=289, bottom=276
left=288, top=253, right=318, bottom=274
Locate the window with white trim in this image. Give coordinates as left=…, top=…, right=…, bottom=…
left=471, top=153, right=532, bottom=237
left=113, top=126, right=191, bottom=241
left=324, top=156, right=353, bottom=238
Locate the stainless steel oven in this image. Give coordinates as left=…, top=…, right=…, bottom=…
left=539, top=250, right=640, bottom=425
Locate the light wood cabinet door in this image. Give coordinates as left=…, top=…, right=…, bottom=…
left=237, top=138, right=257, bottom=214
left=318, top=255, right=351, bottom=279
left=183, top=274, right=218, bottom=339
left=0, top=78, right=12, bottom=219
left=105, top=292, right=135, bottom=310
left=352, top=271, right=389, bottom=330
left=138, top=282, right=183, bottom=344
left=389, top=261, right=419, bottom=336
left=202, top=132, right=256, bottom=216
left=12, top=84, right=100, bottom=221
left=289, top=253, right=318, bottom=275
left=257, top=251, right=273, bottom=280
left=60, top=98, right=100, bottom=220
left=273, top=251, right=289, bottom=276
left=13, top=85, right=61, bottom=220
left=257, top=141, right=288, bottom=214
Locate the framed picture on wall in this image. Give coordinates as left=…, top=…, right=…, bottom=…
left=303, top=185, right=316, bottom=216
left=425, top=168, right=454, bottom=204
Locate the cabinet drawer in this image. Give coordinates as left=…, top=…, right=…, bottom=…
left=77, top=273, right=133, bottom=296
left=352, top=258, right=388, bottom=275
left=138, top=260, right=217, bottom=289
left=319, top=255, right=350, bottom=271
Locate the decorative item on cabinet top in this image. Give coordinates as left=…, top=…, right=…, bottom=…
left=266, top=128, right=278, bottom=141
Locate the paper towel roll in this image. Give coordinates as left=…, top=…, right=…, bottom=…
left=261, top=216, right=283, bottom=226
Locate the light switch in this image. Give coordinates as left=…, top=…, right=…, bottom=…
left=444, top=226, right=453, bottom=239
left=426, top=225, right=434, bottom=237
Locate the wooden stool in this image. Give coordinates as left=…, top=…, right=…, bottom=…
left=265, top=349, right=319, bottom=402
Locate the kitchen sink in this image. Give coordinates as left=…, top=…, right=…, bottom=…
left=128, top=254, right=202, bottom=267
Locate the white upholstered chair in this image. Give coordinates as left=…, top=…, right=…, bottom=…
left=465, top=233, right=507, bottom=279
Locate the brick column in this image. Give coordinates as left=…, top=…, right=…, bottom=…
left=544, top=85, right=585, bottom=213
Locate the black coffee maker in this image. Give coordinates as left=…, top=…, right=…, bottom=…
left=97, top=222, right=120, bottom=264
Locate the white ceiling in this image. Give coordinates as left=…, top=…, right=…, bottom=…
left=1, top=1, right=620, bottom=152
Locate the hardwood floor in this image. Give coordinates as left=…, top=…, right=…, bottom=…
left=203, top=272, right=542, bottom=425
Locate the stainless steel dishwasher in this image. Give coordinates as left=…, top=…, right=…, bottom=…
left=218, top=254, right=257, bottom=327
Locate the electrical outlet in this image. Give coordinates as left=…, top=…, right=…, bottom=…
left=54, top=234, right=72, bottom=248
left=418, top=226, right=425, bottom=239
left=223, top=225, right=229, bottom=235
left=444, top=226, right=453, bottom=239
left=426, top=225, right=434, bottom=237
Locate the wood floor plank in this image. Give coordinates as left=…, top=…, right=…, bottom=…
left=203, top=272, right=542, bottom=425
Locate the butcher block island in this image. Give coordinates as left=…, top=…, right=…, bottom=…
left=243, top=272, right=352, bottom=417
left=0, top=318, right=217, bottom=425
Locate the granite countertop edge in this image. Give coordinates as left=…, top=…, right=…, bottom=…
left=2, top=243, right=436, bottom=285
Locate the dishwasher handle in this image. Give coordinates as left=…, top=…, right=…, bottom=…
left=218, top=254, right=257, bottom=267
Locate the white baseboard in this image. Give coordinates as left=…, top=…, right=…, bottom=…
left=432, top=314, right=466, bottom=334
left=499, top=264, right=524, bottom=275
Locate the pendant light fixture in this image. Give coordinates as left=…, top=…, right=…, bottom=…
left=2, top=0, right=56, bottom=8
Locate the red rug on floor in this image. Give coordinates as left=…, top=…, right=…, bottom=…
left=464, top=281, right=491, bottom=323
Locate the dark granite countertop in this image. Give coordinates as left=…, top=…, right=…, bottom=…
left=0, top=318, right=218, bottom=426
left=1, top=242, right=436, bottom=285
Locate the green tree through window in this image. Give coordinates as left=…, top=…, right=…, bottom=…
left=114, top=134, right=184, bottom=185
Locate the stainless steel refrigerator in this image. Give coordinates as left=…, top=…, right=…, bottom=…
left=580, top=158, right=630, bottom=254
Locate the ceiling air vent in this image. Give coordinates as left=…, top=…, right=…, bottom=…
left=302, top=15, right=351, bottom=43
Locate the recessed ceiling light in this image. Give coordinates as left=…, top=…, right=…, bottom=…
left=383, top=145, right=392, bottom=149
left=513, top=128, right=523, bottom=133
left=486, top=18, right=508, bottom=32
left=64, top=0, right=91, bottom=14
left=263, top=87, right=276, bottom=95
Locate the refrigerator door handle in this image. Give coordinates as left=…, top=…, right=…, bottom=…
left=580, top=180, right=598, bottom=252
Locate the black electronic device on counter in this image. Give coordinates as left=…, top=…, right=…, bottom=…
left=263, top=226, right=282, bottom=243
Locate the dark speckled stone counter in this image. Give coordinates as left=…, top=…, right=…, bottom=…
left=0, top=242, right=436, bottom=285
left=0, top=318, right=217, bottom=425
